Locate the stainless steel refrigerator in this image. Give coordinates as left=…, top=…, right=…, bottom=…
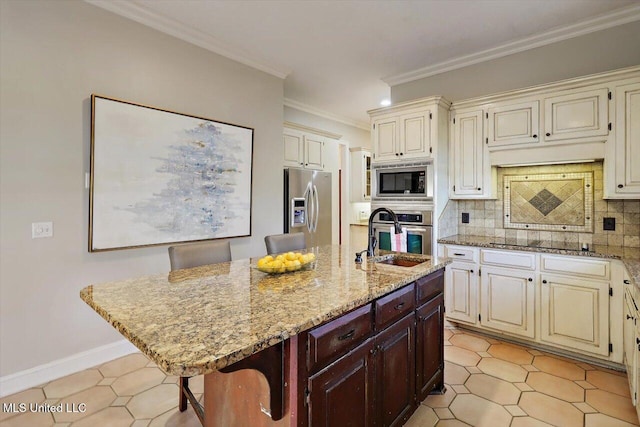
left=284, top=168, right=332, bottom=247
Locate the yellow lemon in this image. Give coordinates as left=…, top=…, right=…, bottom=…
left=263, top=255, right=274, bottom=263
left=285, top=251, right=296, bottom=261
left=306, top=252, right=316, bottom=262
left=275, top=254, right=285, bottom=262
left=257, top=258, right=269, bottom=267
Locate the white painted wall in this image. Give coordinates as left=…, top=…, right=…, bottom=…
left=0, top=0, right=283, bottom=380
left=391, top=20, right=640, bottom=103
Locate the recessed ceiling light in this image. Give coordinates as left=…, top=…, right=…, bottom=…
left=380, top=99, right=391, bottom=107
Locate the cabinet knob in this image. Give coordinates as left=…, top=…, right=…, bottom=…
left=395, top=153, right=399, bottom=156
left=618, top=184, right=624, bottom=188
left=528, top=278, right=533, bottom=282
left=399, top=152, right=403, bottom=156
left=637, top=338, right=640, bottom=345
left=533, top=134, right=538, bottom=138
left=470, top=270, right=474, bottom=274
left=477, top=187, right=481, bottom=191
left=546, top=132, right=551, bottom=137
left=542, top=279, right=547, bottom=284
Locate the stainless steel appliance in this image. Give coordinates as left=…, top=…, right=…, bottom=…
left=373, top=161, right=433, bottom=202
left=371, top=209, right=432, bottom=255
left=284, top=168, right=332, bottom=247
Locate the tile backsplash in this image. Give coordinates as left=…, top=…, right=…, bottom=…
left=438, top=162, right=640, bottom=248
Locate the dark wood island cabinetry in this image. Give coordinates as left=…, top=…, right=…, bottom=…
left=80, top=245, right=448, bottom=427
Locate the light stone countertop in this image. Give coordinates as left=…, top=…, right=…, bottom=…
left=438, top=234, right=640, bottom=294
left=80, top=244, right=449, bottom=377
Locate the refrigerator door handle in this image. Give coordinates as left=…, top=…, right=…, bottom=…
left=313, top=184, right=320, bottom=232
left=304, top=182, right=313, bottom=233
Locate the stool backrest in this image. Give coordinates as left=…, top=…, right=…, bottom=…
left=168, top=240, right=232, bottom=270
left=264, top=233, right=306, bottom=255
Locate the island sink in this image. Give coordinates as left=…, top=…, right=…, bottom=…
left=371, top=252, right=431, bottom=268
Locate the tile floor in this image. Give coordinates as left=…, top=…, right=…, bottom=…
left=1, top=325, right=639, bottom=426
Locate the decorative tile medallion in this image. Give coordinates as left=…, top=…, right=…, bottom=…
left=504, top=172, right=593, bottom=232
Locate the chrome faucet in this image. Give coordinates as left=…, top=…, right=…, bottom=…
left=355, top=207, right=403, bottom=263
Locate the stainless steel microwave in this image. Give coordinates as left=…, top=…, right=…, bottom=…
left=373, top=162, right=433, bottom=201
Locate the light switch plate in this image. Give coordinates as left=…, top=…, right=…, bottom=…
left=32, top=222, right=53, bottom=238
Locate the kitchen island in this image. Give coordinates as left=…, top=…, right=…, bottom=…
left=80, top=244, right=450, bottom=427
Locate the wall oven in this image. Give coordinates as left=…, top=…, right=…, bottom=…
left=373, top=161, right=433, bottom=202
left=371, top=209, right=432, bottom=256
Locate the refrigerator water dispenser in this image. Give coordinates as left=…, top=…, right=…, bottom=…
left=291, top=197, right=306, bottom=228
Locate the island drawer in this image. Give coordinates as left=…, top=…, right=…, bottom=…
left=307, top=303, right=373, bottom=372
left=416, top=269, right=444, bottom=305
left=375, top=285, right=416, bottom=331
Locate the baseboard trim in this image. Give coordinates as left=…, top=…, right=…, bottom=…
left=0, top=340, right=139, bottom=397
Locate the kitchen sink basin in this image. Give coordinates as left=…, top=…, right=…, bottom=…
left=372, top=253, right=430, bottom=268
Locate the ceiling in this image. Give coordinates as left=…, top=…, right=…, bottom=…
left=89, top=0, right=640, bottom=129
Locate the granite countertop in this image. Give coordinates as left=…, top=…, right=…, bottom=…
left=438, top=234, right=640, bottom=292
left=80, top=244, right=449, bottom=377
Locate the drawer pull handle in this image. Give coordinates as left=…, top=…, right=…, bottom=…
left=338, top=329, right=355, bottom=341
left=394, top=302, right=405, bottom=310
left=624, top=280, right=631, bottom=285
left=636, top=338, right=640, bottom=345
left=453, top=253, right=465, bottom=256
left=628, top=315, right=634, bottom=320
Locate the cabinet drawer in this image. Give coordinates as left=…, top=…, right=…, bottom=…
left=308, top=304, right=373, bottom=372
left=444, top=245, right=477, bottom=263
left=375, top=285, right=415, bottom=331
left=540, top=255, right=610, bottom=280
left=416, top=269, right=444, bottom=305
left=481, top=249, right=536, bottom=270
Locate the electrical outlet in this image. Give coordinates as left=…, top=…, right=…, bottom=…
left=603, top=217, right=616, bottom=231
left=461, top=212, right=470, bottom=224
left=32, top=222, right=53, bottom=238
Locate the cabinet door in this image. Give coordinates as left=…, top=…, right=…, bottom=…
left=416, top=293, right=444, bottom=401
left=624, top=289, right=637, bottom=405
left=308, top=338, right=375, bottom=427
left=451, top=110, right=485, bottom=196
left=540, top=273, right=610, bottom=356
left=444, top=261, right=478, bottom=325
left=304, top=134, right=324, bottom=170
left=480, top=266, right=535, bottom=338
left=400, top=111, right=431, bottom=159
left=375, top=314, right=415, bottom=427
left=614, top=82, right=640, bottom=195
left=373, top=117, right=398, bottom=162
left=284, top=129, right=304, bottom=167
left=487, top=100, right=539, bottom=147
left=350, top=150, right=371, bottom=202
left=544, top=87, right=609, bottom=142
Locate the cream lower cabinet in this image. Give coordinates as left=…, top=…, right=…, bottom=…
left=443, top=245, right=624, bottom=363
left=480, top=266, right=535, bottom=339
left=443, top=246, right=478, bottom=325
left=624, top=284, right=638, bottom=405
left=540, top=273, right=610, bottom=357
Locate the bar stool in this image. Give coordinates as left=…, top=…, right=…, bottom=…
left=264, top=232, right=306, bottom=255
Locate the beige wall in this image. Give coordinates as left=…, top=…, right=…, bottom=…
left=391, top=21, right=640, bottom=103
left=0, top=1, right=284, bottom=377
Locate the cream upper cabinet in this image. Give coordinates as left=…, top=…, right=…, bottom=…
left=480, top=266, right=535, bottom=339
left=283, top=126, right=325, bottom=170
left=369, top=97, right=450, bottom=165
left=350, top=148, right=371, bottom=202
left=450, top=109, right=494, bottom=199
left=372, top=111, right=431, bottom=162
left=543, top=87, right=609, bottom=142
left=609, top=81, right=640, bottom=198
left=487, top=100, right=540, bottom=147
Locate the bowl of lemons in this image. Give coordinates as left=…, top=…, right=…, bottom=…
left=256, top=251, right=316, bottom=274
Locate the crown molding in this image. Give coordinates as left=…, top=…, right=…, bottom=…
left=84, top=0, right=290, bottom=79
left=283, top=121, right=342, bottom=140
left=284, top=98, right=370, bottom=131
left=383, top=4, right=640, bottom=86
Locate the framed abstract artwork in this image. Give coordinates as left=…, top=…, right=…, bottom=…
left=89, top=95, right=253, bottom=252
